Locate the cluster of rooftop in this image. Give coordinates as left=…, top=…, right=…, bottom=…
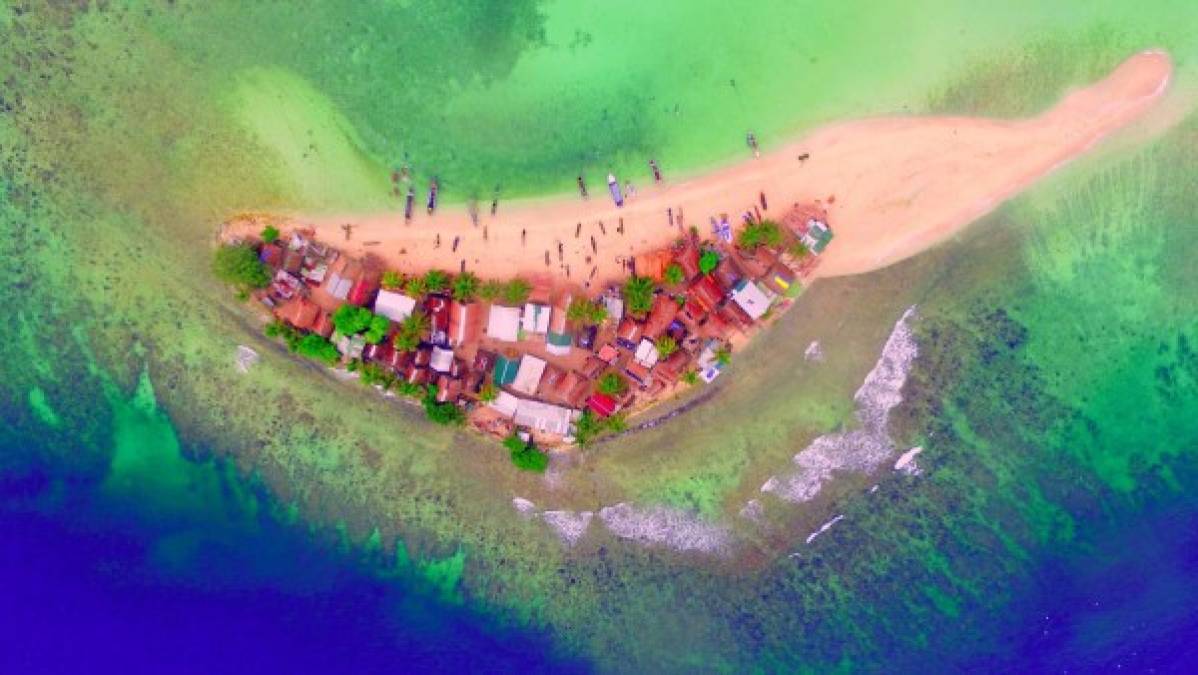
left=235, top=204, right=832, bottom=449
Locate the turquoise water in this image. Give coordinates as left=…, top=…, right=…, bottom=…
left=4, top=1, right=1198, bottom=671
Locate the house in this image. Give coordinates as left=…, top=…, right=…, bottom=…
left=800, top=218, right=834, bottom=254
left=597, top=343, right=620, bottom=364
left=434, top=375, right=462, bottom=403
left=564, top=374, right=593, bottom=408
left=673, top=243, right=702, bottom=281
left=488, top=390, right=520, bottom=418
left=405, top=366, right=430, bottom=386
left=642, top=293, right=679, bottom=339
left=713, top=256, right=745, bottom=292
left=552, top=370, right=584, bottom=404
left=761, top=263, right=798, bottom=297
left=586, top=393, right=618, bottom=418
left=362, top=341, right=394, bottom=365
left=720, top=299, right=755, bottom=331
left=347, top=275, right=379, bottom=307
left=684, top=275, right=724, bottom=322
left=412, top=346, right=432, bottom=368
left=696, top=340, right=725, bottom=382
left=324, top=260, right=361, bottom=301
left=276, top=297, right=319, bottom=331
left=448, top=302, right=481, bottom=347
left=633, top=338, right=660, bottom=368
left=511, top=355, right=547, bottom=396
left=602, top=292, right=624, bottom=323
left=624, top=361, right=652, bottom=389
left=486, top=305, right=522, bottom=342
left=270, top=269, right=304, bottom=300
left=615, top=317, right=642, bottom=350
left=373, top=290, right=417, bottom=322
left=536, top=363, right=566, bottom=399
left=633, top=249, right=672, bottom=282
left=580, top=355, right=608, bottom=379
left=729, top=278, right=774, bottom=321
left=575, top=324, right=598, bottom=350
left=700, top=311, right=734, bottom=340
left=386, top=349, right=412, bottom=374
left=513, top=398, right=578, bottom=436
left=429, top=346, right=454, bottom=373
left=546, top=296, right=572, bottom=356
left=493, top=353, right=521, bottom=386
left=424, top=296, right=451, bottom=346
left=466, top=350, right=495, bottom=392
left=522, top=302, right=551, bottom=334
left=259, top=243, right=284, bottom=269
left=282, top=248, right=304, bottom=275
left=653, top=349, right=691, bottom=386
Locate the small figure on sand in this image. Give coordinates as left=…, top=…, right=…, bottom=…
left=435, top=233, right=441, bottom=249
left=649, top=158, right=663, bottom=183
left=577, top=175, right=588, bottom=198
left=625, top=181, right=636, bottom=198
left=557, top=241, right=564, bottom=261
left=618, top=217, right=624, bottom=235
left=667, top=207, right=673, bottom=226
left=521, top=228, right=527, bottom=245
left=590, top=235, right=597, bottom=254
left=544, top=251, right=550, bottom=266
left=575, top=222, right=581, bottom=238
left=452, top=235, right=460, bottom=252
left=467, top=200, right=479, bottom=227
left=747, top=132, right=760, bottom=158
left=598, top=220, right=606, bottom=236
left=759, top=191, right=768, bottom=210
left=426, top=178, right=438, bottom=215
left=491, top=185, right=500, bottom=216
left=607, top=173, right=624, bottom=207
left=404, top=186, right=415, bottom=223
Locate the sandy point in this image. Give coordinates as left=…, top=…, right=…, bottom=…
left=222, top=49, right=1174, bottom=285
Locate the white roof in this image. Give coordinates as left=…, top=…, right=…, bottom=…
left=429, top=346, right=454, bottom=373
left=603, top=294, right=624, bottom=322
left=730, top=280, right=773, bottom=320
left=511, top=355, right=547, bottom=396
left=373, top=290, right=417, bottom=322
left=634, top=338, right=660, bottom=368
left=522, top=303, right=551, bottom=334
left=486, top=305, right=521, bottom=342
left=514, top=398, right=578, bottom=436
left=488, top=391, right=520, bottom=418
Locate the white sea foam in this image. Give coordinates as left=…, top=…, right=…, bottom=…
left=894, top=446, right=924, bottom=476
left=598, top=502, right=732, bottom=554
left=541, top=510, right=593, bottom=546
left=804, top=341, right=825, bottom=362
left=805, top=514, right=845, bottom=544
left=761, top=307, right=919, bottom=503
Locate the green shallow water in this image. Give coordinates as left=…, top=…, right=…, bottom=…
left=4, top=1, right=1198, bottom=671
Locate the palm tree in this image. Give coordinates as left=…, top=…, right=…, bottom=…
left=699, top=249, right=720, bottom=275
left=424, top=269, right=450, bottom=293
left=597, top=372, right=627, bottom=396
left=393, top=311, right=430, bottom=352
left=453, top=272, right=479, bottom=302
left=503, top=278, right=532, bottom=305
left=381, top=270, right=403, bottom=290
left=664, top=263, right=685, bottom=286
left=654, top=335, right=678, bottom=359
left=623, top=276, right=655, bottom=317
left=479, top=279, right=503, bottom=302
left=404, top=276, right=428, bottom=297
left=567, top=298, right=607, bottom=325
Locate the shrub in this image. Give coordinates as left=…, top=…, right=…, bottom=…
left=404, top=276, right=428, bottom=297
left=573, top=409, right=625, bottom=447
left=294, top=334, right=340, bottom=365
left=422, top=388, right=465, bottom=425
left=213, top=243, right=270, bottom=289
left=453, top=272, right=479, bottom=302
left=664, top=263, right=685, bottom=286
left=506, top=435, right=549, bottom=472
left=737, top=219, right=783, bottom=251
left=567, top=298, right=607, bottom=325
left=260, top=225, right=280, bottom=244
left=359, top=362, right=395, bottom=389
left=715, top=346, right=732, bottom=366
left=503, top=278, right=532, bottom=305
left=681, top=369, right=700, bottom=385
left=654, top=335, right=678, bottom=359
left=597, top=372, right=627, bottom=396
left=363, top=314, right=390, bottom=344
left=478, top=382, right=498, bottom=403
left=332, top=304, right=373, bottom=335
left=788, top=241, right=810, bottom=259
left=479, top=280, right=503, bottom=302
left=381, top=270, right=403, bottom=290
left=699, top=249, right=720, bottom=275
left=622, top=276, right=655, bottom=317
left=424, top=269, right=450, bottom=293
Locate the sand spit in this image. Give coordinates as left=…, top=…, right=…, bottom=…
left=761, top=306, right=918, bottom=503
left=226, top=51, right=1172, bottom=286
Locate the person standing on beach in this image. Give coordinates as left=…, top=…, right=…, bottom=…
left=521, top=228, right=526, bottom=245
left=759, top=191, right=768, bottom=210
left=577, top=175, right=588, bottom=198
left=747, top=132, right=760, bottom=158
left=649, top=159, right=663, bottom=183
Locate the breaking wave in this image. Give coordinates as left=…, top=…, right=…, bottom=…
left=598, top=503, right=732, bottom=554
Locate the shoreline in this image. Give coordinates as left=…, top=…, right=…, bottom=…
left=223, top=50, right=1172, bottom=286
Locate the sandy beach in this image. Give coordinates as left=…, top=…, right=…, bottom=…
left=224, top=50, right=1172, bottom=284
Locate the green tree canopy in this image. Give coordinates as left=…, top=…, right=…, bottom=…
left=623, top=276, right=655, bottom=316
left=363, top=314, right=390, bottom=344
left=597, top=372, right=627, bottom=396
left=506, top=435, right=549, bottom=472
left=260, top=225, right=280, bottom=244
left=737, top=219, right=784, bottom=251
left=567, top=298, right=607, bottom=325
left=664, top=263, right=685, bottom=286
left=393, top=311, right=430, bottom=352
left=654, top=335, right=679, bottom=359
left=423, top=388, right=465, bottom=425
left=404, top=276, right=428, bottom=297
left=453, top=271, right=480, bottom=302
left=381, top=270, right=403, bottom=290
left=479, top=279, right=503, bottom=302
left=503, top=278, right=532, bottom=305
left=294, top=334, right=340, bottom=365
left=213, top=243, right=270, bottom=289
left=424, top=269, right=450, bottom=293
left=332, top=304, right=373, bottom=335
left=699, top=249, right=720, bottom=275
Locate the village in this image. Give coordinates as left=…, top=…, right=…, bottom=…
left=222, top=202, right=833, bottom=466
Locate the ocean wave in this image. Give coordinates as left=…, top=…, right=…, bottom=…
left=598, top=503, right=732, bottom=554
left=541, top=510, right=594, bottom=546
left=761, top=306, right=918, bottom=503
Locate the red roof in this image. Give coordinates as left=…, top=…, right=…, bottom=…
left=688, top=275, right=724, bottom=314
left=276, top=298, right=319, bottom=331
left=587, top=393, right=617, bottom=418
left=674, top=244, right=701, bottom=281
left=312, top=311, right=335, bottom=338
left=642, top=293, right=679, bottom=338
left=347, top=277, right=379, bottom=306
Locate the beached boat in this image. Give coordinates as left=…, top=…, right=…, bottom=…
left=607, top=173, right=623, bottom=207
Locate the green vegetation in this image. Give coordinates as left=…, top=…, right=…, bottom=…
left=681, top=369, right=700, bottom=386
left=623, top=276, right=655, bottom=316
left=358, top=361, right=396, bottom=389
left=573, top=409, right=627, bottom=447
left=788, top=241, right=810, bottom=259
left=331, top=305, right=389, bottom=344
left=567, top=298, right=608, bottom=325
left=715, top=345, right=732, bottom=366
left=654, top=335, right=679, bottom=359
left=452, top=271, right=479, bottom=302
left=404, top=276, right=428, bottom=297
left=213, top=243, right=270, bottom=290
left=478, top=382, right=498, bottom=403
left=381, top=270, right=403, bottom=290
left=393, top=311, right=429, bottom=352
left=699, top=249, right=720, bottom=275
left=295, top=333, right=340, bottom=365
left=423, top=388, right=465, bottom=426
left=737, top=219, right=783, bottom=251
left=479, top=279, right=503, bottom=302
left=505, top=435, right=549, bottom=472
left=503, top=278, right=532, bottom=305
left=260, top=225, right=280, bottom=244
left=424, top=269, right=450, bottom=293
left=664, top=263, right=685, bottom=286
left=597, top=372, right=627, bottom=396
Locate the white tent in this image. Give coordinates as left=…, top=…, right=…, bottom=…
left=511, top=355, right=547, bottom=396
left=522, top=303, right=551, bottom=334
left=488, top=391, right=520, bottom=418
left=486, top=305, right=522, bottom=342
left=373, top=290, right=417, bottom=322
